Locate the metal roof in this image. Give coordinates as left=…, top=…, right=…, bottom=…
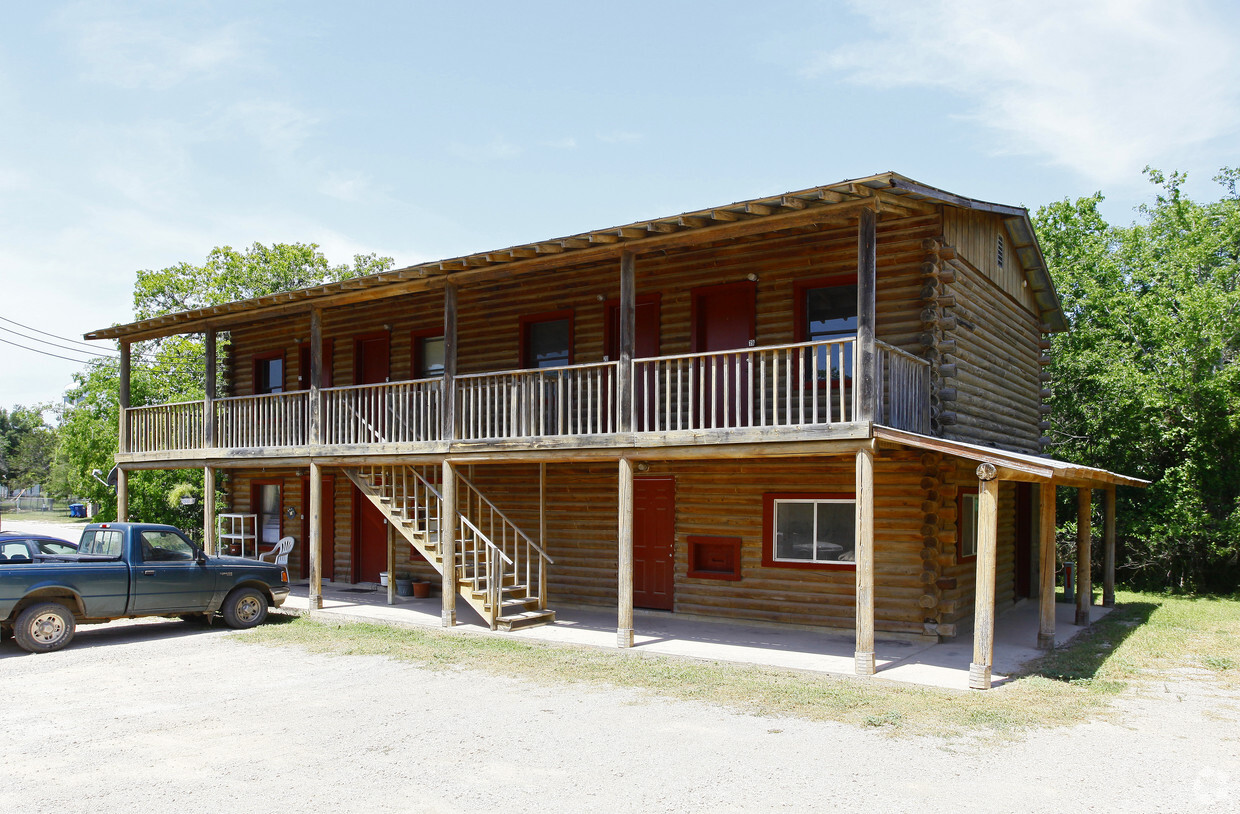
left=85, top=171, right=1067, bottom=341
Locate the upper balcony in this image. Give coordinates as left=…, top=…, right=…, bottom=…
left=120, top=338, right=929, bottom=463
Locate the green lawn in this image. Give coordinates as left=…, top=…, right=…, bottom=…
left=239, top=590, right=1240, bottom=737
left=0, top=508, right=90, bottom=526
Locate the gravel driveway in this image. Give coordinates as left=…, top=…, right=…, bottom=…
left=0, top=613, right=1236, bottom=814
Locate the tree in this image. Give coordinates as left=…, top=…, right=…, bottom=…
left=0, top=405, right=56, bottom=492
left=52, top=243, right=393, bottom=524
left=1033, top=168, right=1240, bottom=591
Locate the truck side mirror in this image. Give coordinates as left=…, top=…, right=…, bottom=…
left=196, top=549, right=209, bottom=564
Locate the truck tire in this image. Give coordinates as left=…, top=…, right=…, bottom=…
left=13, top=602, right=77, bottom=653
left=221, top=587, right=268, bottom=629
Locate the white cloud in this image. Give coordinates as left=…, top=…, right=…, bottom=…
left=57, top=4, right=253, bottom=90
left=808, top=0, right=1240, bottom=184
left=319, top=170, right=373, bottom=203
left=221, top=99, right=319, bottom=155
left=448, top=136, right=521, bottom=162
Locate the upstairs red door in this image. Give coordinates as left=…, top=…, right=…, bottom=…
left=354, top=333, right=390, bottom=385
left=691, top=282, right=755, bottom=428
left=633, top=477, right=675, bottom=611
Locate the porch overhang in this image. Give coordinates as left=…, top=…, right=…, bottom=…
left=873, top=425, right=1150, bottom=489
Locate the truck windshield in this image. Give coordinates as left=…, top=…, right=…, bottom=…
left=78, top=529, right=124, bottom=557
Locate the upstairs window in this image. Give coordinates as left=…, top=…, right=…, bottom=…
left=795, top=279, right=857, bottom=382
left=254, top=352, right=284, bottom=394
left=520, top=311, right=574, bottom=369
left=413, top=332, right=445, bottom=378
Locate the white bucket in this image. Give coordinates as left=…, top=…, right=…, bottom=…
left=379, top=571, right=389, bottom=586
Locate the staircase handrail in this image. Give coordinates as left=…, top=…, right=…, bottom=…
left=408, top=467, right=444, bottom=502
left=455, top=470, right=555, bottom=565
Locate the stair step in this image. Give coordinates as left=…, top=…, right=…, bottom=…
left=496, top=609, right=556, bottom=631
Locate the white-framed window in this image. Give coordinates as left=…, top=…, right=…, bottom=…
left=959, top=490, right=979, bottom=560
left=766, top=495, right=856, bottom=566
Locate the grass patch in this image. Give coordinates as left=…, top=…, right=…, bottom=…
left=0, top=509, right=88, bottom=526
left=239, top=590, right=1240, bottom=737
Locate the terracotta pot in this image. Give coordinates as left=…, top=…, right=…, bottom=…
left=412, top=580, right=430, bottom=599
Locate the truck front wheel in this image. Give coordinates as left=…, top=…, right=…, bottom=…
left=13, top=602, right=77, bottom=653
left=222, top=587, right=269, bottom=629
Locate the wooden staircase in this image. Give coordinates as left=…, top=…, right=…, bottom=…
left=344, top=464, right=555, bottom=631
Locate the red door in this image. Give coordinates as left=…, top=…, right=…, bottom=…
left=692, top=282, right=756, bottom=428
left=352, top=487, right=388, bottom=584
left=633, top=477, right=675, bottom=611
left=354, top=334, right=390, bottom=385
left=300, top=475, right=335, bottom=581
left=605, top=297, right=661, bottom=430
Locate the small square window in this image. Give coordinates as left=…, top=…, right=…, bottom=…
left=521, top=313, right=573, bottom=369
left=417, top=336, right=445, bottom=378
left=254, top=355, right=284, bottom=394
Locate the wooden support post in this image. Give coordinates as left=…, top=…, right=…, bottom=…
left=308, top=309, right=323, bottom=446
left=854, top=445, right=876, bottom=675
left=617, top=251, right=636, bottom=433
left=442, top=283, right=458, bottom=440
left=970, top=463, right=1000, bottom=690
left=539, top=462, right=547, bottom=611
left=386, top=518, right=396, bottom=606
left=441, top=460, right=457, bottom=627
left=203, top=465, right=216, bottom=556
left=308, top=461, right=323, bottom=611
left=118, top=340, right=131, bottom=454
left=1103, top=485, right=1116, bottom=608
left=116, top=467, right=129, bottom=522
left=1037, top=481, right=1056, bottom=649
left=1076, top=487, right=1093, bottom=626
left=204, top=330, right=217, bottom=449
left=617, top=457, right=634, bottom=648
left=856, top=208, right=878, bottom=424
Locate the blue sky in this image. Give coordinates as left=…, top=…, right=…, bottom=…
left=3, top=0, right=1239, bottom=408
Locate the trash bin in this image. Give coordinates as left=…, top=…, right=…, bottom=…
left=69, top=503, right=86, bottom=518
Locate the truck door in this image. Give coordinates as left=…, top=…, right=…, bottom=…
left=130, top=529, right=217, bottom=614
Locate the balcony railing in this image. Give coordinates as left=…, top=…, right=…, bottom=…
left=120, top=337, right=931, bottom=455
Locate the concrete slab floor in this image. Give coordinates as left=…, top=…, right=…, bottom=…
left=278, top=582, right=1110, bottom=692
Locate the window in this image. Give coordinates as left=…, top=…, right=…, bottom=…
left=958, top=488, right=979, bottom=561
left=139, top=530, right=195, bottom=562
left=795, top=278, right=857, bottom=382
left=253, top=482, right=283, bottom=547
left=520, top=311, right=573, bottom=369
left=78, top=528, right=123, bottom=557
left=254, top=352, right=284, bottom=394
left=412, top=331, right=445, bottom=378
left=762, top=493, right=856, bottom=569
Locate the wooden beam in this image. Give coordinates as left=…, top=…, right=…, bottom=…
left=204, top=330, right=217, bottom=449
left=116, top=466, right=128, bottom=522
left=386, top=516, right=396, bottom=606
left=1076, top=487, right=1092, bottom=626
left=854, top=446, right=876, bottom=676
left=856, top=207, right=878, bottom=423
left=118, top=341, right=131, bottom=454
left=617, top=457, right=634, bottom=648
left=442, top=283, right=458, bottom=440
left=617, top=252, right=635, bottom=433
left=1037, top=481, right=1056, bottom=649
left=309, top=461, right=323, bottom=610
left=309, top=309, right=323, bottom=445
left=1103, top=485, right=1116, bottom=607
left=970, top=464, right=1000, bottom=690
left=203, top=465, right=216, bottom=556
left=441, top=460, right=458, bottom=627
left=539, top=462, right=548, bottom=611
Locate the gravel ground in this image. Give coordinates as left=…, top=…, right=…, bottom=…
left=2, top=520, right=1238, bottom=812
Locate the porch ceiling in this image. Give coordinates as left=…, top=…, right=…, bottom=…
left=84, top=171, right=1067, bottom=343
left=874, top=426, right=1150, bottom=488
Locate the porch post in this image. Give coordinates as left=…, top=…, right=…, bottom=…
left=617, top=251, right=635, bottom=433
left=856, top=207, right=878, bottom=424
left=1076, top=487, right=1093, bottom=626
left=441, top=460, right=457, bottom=627
left=1037, top=481, right=1056, bottom=649
left=116, top=466, right=129, bottom=522
left=203, top=465, right=216, bottom=555
left=442, top=282, right=458, bottom=440
left=969, top=463, right=1000, bottom=690
left=539, top=462, right=548, bottom=610
left=308, top=308, right=323, bottom=445
left=854, top=444, right=876, bottom=675
left=617, top=457, right=634, bottom=648
left=308, top=461, right=323, bottom=610
left=386, top=518, right=396, bottom=605
left=204, top=329, right=216, bottom=449
left=118, top=340, right=131, bottom=454
left=1103, top=485, right=1116, bottom=607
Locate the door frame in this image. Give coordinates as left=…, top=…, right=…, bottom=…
left=633, top=475, right=676, bottom=611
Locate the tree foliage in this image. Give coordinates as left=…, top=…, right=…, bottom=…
left=0, top=405, right=56, bottom=492
left=52, top=243, right=392, bottom=525
left=1033, top=168, right=1240, bottom=591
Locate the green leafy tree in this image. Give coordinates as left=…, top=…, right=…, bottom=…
left=0, top=405, right=56, bottom=492
left=1033, top=168, right=1240, bottom=591
left=53, top=243, right=392, bottom=524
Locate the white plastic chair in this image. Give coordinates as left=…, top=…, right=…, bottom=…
left=259, top=536, right=294, bottom=566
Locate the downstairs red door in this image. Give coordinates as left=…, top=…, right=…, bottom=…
left=633, top=477, right=675, bottom=611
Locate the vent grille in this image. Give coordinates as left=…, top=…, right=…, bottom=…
left=996, top=234, right=1005, bottom=269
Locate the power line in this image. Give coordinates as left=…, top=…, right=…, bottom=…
left=0, top=314, right=120, bottom=354
left=0, top=334, right=101, bottom=364
left=0, top=324, right=117, bottom=359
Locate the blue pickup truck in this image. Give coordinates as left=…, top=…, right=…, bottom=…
left=0, top=522, right=289, bottom=653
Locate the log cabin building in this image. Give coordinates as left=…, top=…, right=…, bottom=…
left=87, top=172, right=1146, bottom=689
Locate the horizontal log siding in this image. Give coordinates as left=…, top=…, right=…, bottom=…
left=463, top=455, right=927, bottom=635
left=944, top=257, right=1043, bottom=453
left=937, top=460, right=1018, bottom=627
